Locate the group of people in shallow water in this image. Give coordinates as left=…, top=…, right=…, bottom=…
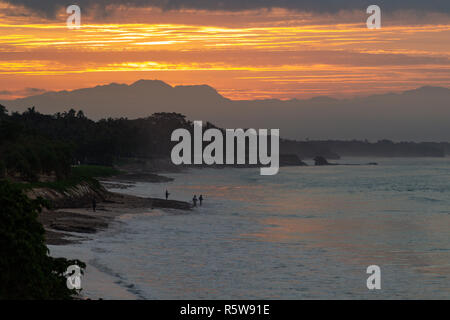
left=192, top=194, right=203, bottom=207
left=165, top=190, right=204, bottom=207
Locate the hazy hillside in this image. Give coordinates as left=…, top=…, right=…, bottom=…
left=1, top=80, right=449, bottom=141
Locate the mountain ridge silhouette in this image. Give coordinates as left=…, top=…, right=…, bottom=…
left=1, top=80, right=449, bottom=141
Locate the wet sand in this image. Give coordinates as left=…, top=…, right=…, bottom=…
left=39, top=190, right=191, bottom=245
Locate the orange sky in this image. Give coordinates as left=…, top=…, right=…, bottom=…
left=0, top=3, right=449, bottom=100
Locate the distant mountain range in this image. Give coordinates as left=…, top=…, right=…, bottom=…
left=1, top=80, right=449, bottom=141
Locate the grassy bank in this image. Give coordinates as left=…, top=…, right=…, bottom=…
left=18, top=165, right=121, bottom=192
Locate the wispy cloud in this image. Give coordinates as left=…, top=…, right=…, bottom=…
left=0, top=87, right=46, bottom=98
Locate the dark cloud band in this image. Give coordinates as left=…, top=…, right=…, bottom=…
left=3, top=0, right=450, bottom=17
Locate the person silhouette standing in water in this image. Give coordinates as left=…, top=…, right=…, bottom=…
left=165, top=190, right=170, bottom=200
left=92, top=197, right=97, bottom=212
left=193, top=195, right=198, bottom=207
left=199, top=195, right=204, bottom=206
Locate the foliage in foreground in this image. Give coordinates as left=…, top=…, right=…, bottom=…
left=0, top=180, right=85, bottom=299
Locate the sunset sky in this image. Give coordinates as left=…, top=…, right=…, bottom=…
left=0, top=0, right=449, bottom=100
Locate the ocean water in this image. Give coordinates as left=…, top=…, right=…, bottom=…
left=49, top=158, right=450, bottom=299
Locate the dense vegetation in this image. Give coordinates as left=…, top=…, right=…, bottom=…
left=0, top=105, right=191, bottom=182
left=0, top=180, right=85, bottom=299
left=0, top=106, right=71, bottom=181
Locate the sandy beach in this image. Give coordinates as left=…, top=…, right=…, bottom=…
left=39, top=188, right=191, bottom=245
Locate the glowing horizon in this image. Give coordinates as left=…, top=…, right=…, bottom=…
left=0, top=3, right=449, bottom=100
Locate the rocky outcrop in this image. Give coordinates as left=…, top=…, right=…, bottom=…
left=314, top=156, right=335, bottom=166
left=279, top=154, right=308, bottom=166
left=313, top=156, right=378, bottom=166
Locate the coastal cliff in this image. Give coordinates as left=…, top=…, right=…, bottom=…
left=26, top=181, right=107, bottom=209
left=27, top=174, right=191, bottom=245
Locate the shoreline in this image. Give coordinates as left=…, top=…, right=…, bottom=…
left=39, top=188, right=191, bottom=245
